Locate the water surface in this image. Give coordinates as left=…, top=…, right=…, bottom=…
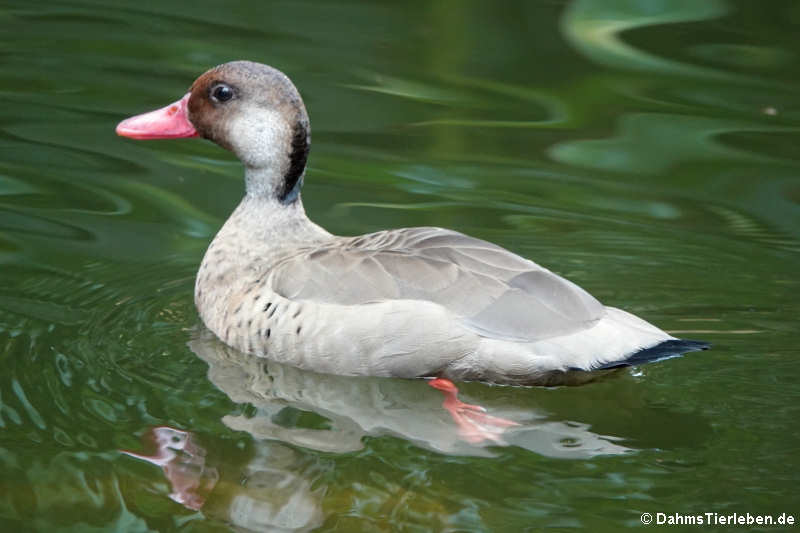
left=1, top=0, right=799, bottom=531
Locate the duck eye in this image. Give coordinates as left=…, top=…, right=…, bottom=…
left=210, top=84, right=234, bottom=103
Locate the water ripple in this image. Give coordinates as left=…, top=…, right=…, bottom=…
left=562, top=0, right=734, bottom=80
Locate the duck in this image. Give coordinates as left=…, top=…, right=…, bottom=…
left=116, top=61, right=707, bottom=435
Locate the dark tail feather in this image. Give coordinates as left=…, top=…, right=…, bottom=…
left=592, top=339, right=710, bottom=370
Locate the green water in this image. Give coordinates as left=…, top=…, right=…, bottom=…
left=2, top=0, right=799, bottom=531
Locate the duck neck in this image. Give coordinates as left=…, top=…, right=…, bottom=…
left=218, top=186, right=331, bottom=255
left=241, top=116, right=309, bottom=204
left=244, top=165, right=299, bottom=203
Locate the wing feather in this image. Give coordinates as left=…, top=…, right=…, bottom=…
left=270, top=227, right=604, bottom=341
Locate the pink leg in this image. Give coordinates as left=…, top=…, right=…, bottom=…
left=428, top=378, right=519, bottom=444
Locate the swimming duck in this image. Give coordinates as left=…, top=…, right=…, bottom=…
left=116, top=61, right=706, bottom=431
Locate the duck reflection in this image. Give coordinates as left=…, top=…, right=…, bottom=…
left=122, top=331, right=633, bottom=530
left=123, top=426, right=324, bottom=532
left=189, top=329, right=631, bottom=458
left=121, top=426, right=219, bottom=511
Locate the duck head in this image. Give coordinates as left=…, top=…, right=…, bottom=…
left=117, top=61, right=310, bottom=203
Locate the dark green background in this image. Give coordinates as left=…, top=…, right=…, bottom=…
left=1, top=0, right=798, bottom=531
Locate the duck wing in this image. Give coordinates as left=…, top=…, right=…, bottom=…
left=269, top=227, right=605, bottom=342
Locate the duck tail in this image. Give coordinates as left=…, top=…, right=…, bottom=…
left=592, top=339, right=710, bottom=370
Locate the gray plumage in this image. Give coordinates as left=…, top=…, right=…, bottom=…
left=270, top=227, right=604, bottom=342
left=117, top=60, right=707, bottom=386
